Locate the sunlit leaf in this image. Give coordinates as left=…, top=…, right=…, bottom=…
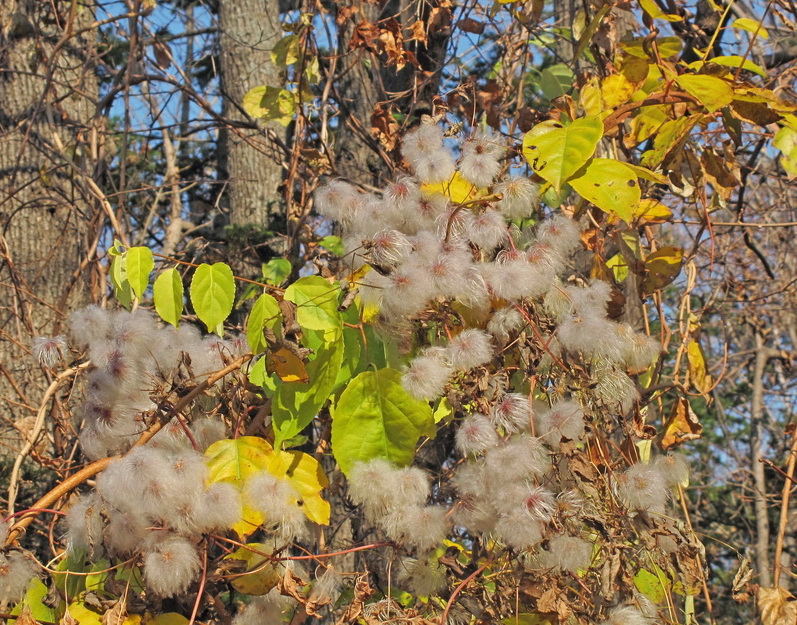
left=569, top=158, right=640, bottom=223
left=331, top=368, right=436, bottom=475
left=687, top=339, right=713, bottom=395
left=700, top=55, right=767, bottom=78
left=153, top=268, right=183, bottom=327
left=247, top=293, right=282, bottom=353
left=662, top=397, right=703, bottom=450
left=634, top=565, right=672, bottom=603
left=243, top=86, right=296, bottom=126
left=284, top=276, right=342, bottom=337
left=126, top=246, right=154, bottom=301
left=110, top=253, right=133, bottom=310
left=422, top=171, right=487, bottom=204
left=522, top=116, right=603, bottom=190
left=271, top=34, right=300, bottom=66
left=774, top=126, right=797, bottom=179
left=265, top=449, right=330, bottom=524
left=190, top=262, right=236, bottom=332
left=732, top=17, right=769, bottom=39
left=632, top=199, right=673, bottom=224
left=639, top=0, right=682, bottom=21
left=675, top=74, right=734, bottom=113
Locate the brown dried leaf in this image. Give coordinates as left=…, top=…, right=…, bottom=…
left=701, top=146, right=740, bottom=200
left=758, top=586, right=797, bottom=625
left=410, top=20, right=427, bottom=45
left=662, top=397, right=703, bottom=450
left=371, top=103, right=400, bottom=152
left=732, top=557, right=754, bottom=602
left=456, top=18, right=484, bottom=34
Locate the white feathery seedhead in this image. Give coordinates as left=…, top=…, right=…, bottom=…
left=535, top=401, right=585, bottom=449
left=233, top=588, right=297, bottom=625
left=456, top=414, right=499, bottom=456
left=381, top=505, right=447, bottom=552
left=446, top=329, right=494, bottom=371
left=495, top=510, right=543, bottom=551
left=402, top=349, right=454, bottom=401
left=484, top=436, right=550, bottom=482
left=654, top=453, right=690, bottom=488
left=495, top=177, right=539, bottom=220
left=143, top=535, right=201, bottom=598
left=600, top=605, right=655, bottom=625
left=0, top=552, right=39, bottom=604
left=68, top=305, right=114, bottom=350
left=490, top=393, right=531, bottom=433
left=348, top=458, right=401, bottom=518
left=538, top=535, right=593, bottom=573
left=487, top=307, right=524, bottom=343
left=32, top=335, right=68, bottom=368
left=615, top=463, right=670, bottom=515
left=536, top=215, right=582, bottom=256
left=65, top=493, right=105, bottom=557
left=366, top=229, right=413, bottom=270
left=466, top=209, right=509, bottom=251
left=315, top=179, right=361, bottom=223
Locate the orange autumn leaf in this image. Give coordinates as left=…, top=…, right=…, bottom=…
left=267, top=347, right=309, bottom=383
left=662, top=397, right=703, bottom=450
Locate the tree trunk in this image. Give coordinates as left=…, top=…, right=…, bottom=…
left=0, top=1, right=99, bottom=422
left=218, top=0, right=285, bottom=235
left=751, top=330, right=777, bottom=587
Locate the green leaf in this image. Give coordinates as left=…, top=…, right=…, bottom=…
left=247, top=293, right=283, bottom=353
left=319, top=235, right=345, bottom=256
left=9, top=578, right=61, bottom=623
left=522, top=116, right=604, bottom=190
left=334, top=308, right=363, bottom=392
left=272, top=337, right=343, bottom=447
left=190, top=262, right=236, bottom=332
left=153, top=268, right=183, bottom=327
left=110, top=253, right=133, bottom=309
left=634, top=565, right=672, bottom=603
left=126, top=246, right=154, bottom=300
left=271, top=34, right=300, bottom=66
left=732, top=17, right=769, bottom=39
left=331, top=368, right=436, bottom=475
left=675, top=74, right=734, bottom=113
left=569, top=158, right=641, bottom=223
left=622, top=36, right=683, bottom=59
left=262, top=258, right=292, bottom=286
left=243, top=86, right=296, bottom=126
left=284, top=276, right=342, bottom=337
left=538, top=64, right=574, bottom=100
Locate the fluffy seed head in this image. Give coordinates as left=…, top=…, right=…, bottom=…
left=490, top=393, right=531, bottom=432
left=456, top=414, right=499, bottom=456
left=446, top=329, right=493, bottom=371
left=398, top=556, right=447, bottom=597
left=538, top=535, right=593, bottom=573
left=616, top=463, right=670, bottom=515
left=484, top=436, right=550, bottom=481
left=0, top=552, right=38, bottom=604
left=487, top=307, right=524, bottom=343
left=143, top=535, right=201, bottom=597
left=32, top=335, right=68, bottom=368
left=466, top=209, right=508, bottom=251
left=495, top=178, right=539, bottom=220
left=654, top=454, right=690, bottom=488
left=402, top=350, right=454, bottom=401
left=365, top=229, right=413, bottom=270
left=600, top=605, right=654, bottom=625
left=495, top=510, right=543, bottom=551
left=315, top=179, right=361, bottom=222
left=535, top=401, right=585, bottom=449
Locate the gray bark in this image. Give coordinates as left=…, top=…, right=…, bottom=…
left=0, top=1, right=99, bottom=422
left=218, top=0, right=285, bottom=230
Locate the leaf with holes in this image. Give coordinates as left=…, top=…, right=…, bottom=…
left=522, top=116, right=603, bottom=190
left=569, top=158, right=640, bottom=223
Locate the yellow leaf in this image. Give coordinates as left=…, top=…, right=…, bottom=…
left=687, top=339, right=713, bottom=395
left=601, top=73, right=636, bottom=109
left=662, top=397, right=703, bottom=450
left=579, top=77, right=603, bottom=116
left=606, top=253, right=629, bottom=282
left=642, top=246, right=683, bottom=293
left=732, top=17, right=769, bottom=40
left=206, top=437, right=331, bottom=535
left=265, top=450, right=331, bottom=525
left=568, top=158, right=640, bottom=223
left=267, top=347, right=310, bottom=383
left=758, top=587, right=797, bottom=625
left=675, top=74, right=733, bottom=113
left=422, top=171, right=487, bottom=204
left=632, top=199, right=673, bottom=224
left=242, top=86, right=296, bottom=126
left=223, top=543, right=282, bottom=595
left=639, top=0, right=682, bottom=21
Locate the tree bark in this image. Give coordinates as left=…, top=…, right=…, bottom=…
left=0, top=1, right=99, bottom=421
left=218, top=0, right=285, bottom=232
left=751, top=330, right=778, bottom=587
